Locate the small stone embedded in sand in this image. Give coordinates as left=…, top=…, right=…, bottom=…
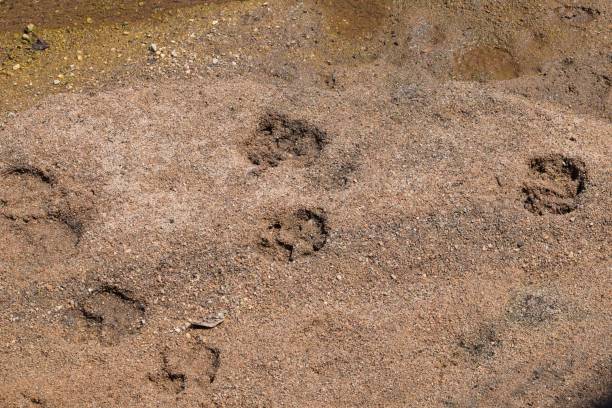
left=149, top=43, right=158, bottom=53
left=188, top=315, right=224, bottom=329
left=12, top=64, right=20, bottom=70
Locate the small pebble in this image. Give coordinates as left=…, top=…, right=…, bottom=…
left=32, top=38, right=49, bottom=51
left=12, top=64, right=20, bottom=70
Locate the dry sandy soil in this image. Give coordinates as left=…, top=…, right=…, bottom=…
left=0, top=1, right=611, bottom=407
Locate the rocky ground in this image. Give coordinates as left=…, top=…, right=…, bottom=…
left=0, top=1, right=610, bottom=407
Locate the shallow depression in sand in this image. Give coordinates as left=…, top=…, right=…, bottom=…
left=454, top=46, right=522, bottom=81
left=0, top=165, right=80, bottom=276
left=246, top=112, right=328, bottom=168
left=522, top=155, right=587, bottom=215
left=78, top=286, right=146, bottom=345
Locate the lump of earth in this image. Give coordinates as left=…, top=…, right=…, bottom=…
left=246, top=112, right=328, bottom=167
left=522, top=155, right=587, bottom=215
left=260, top=208, right=328, bottom=261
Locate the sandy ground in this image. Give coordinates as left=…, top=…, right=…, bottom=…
left=0, top=1, right=611, bottom=407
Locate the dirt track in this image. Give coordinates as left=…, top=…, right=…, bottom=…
left=0, top=1, right=611, bottom=407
